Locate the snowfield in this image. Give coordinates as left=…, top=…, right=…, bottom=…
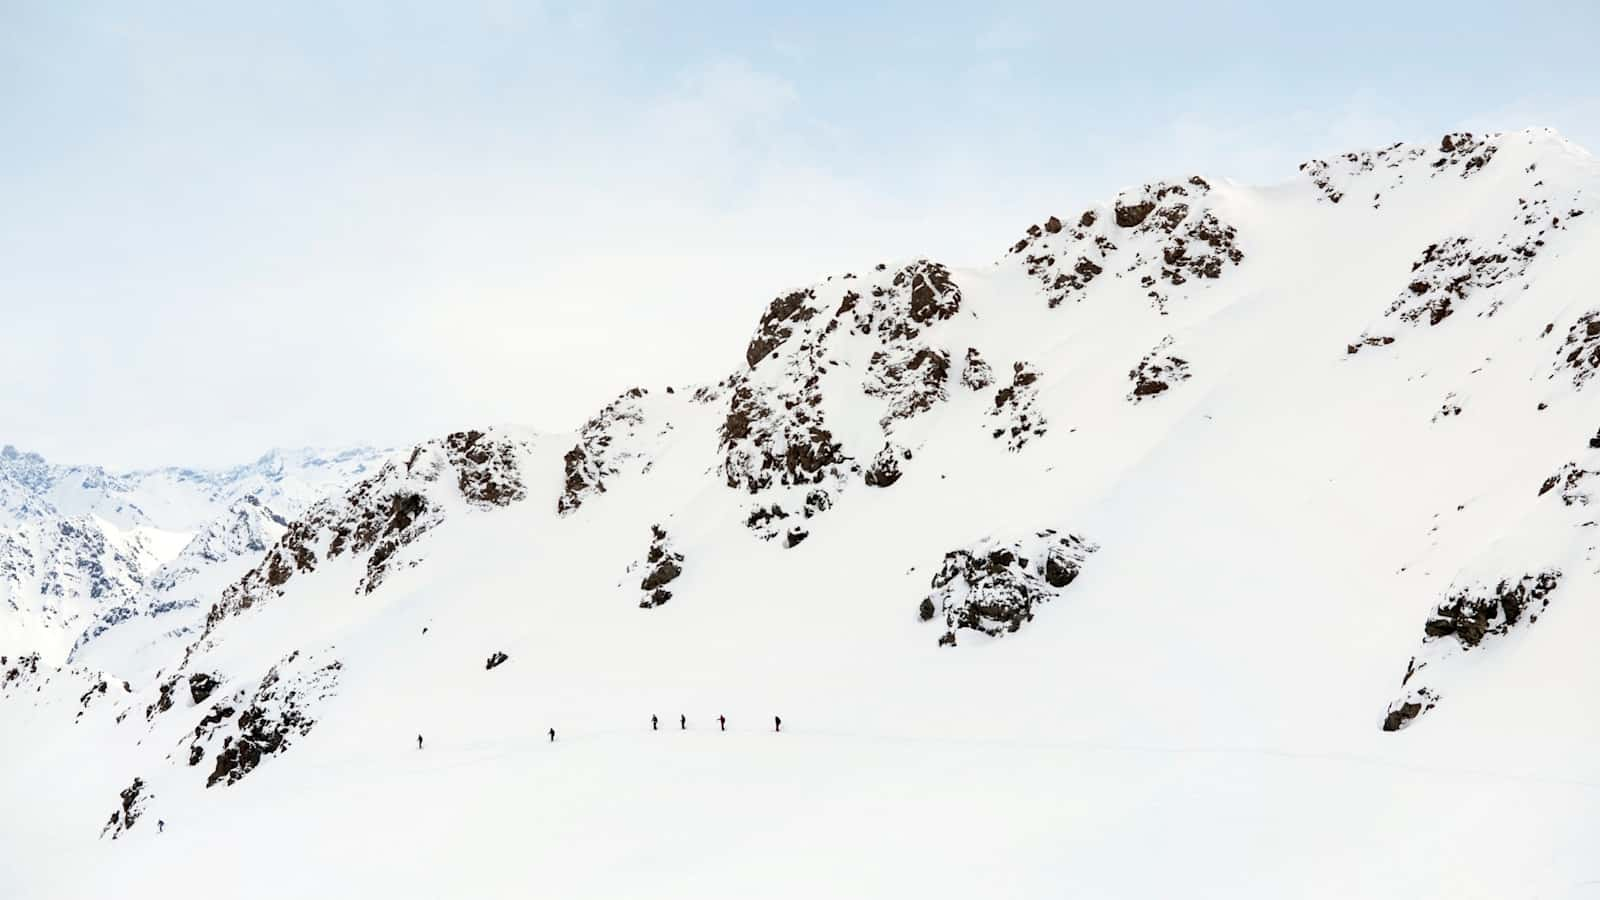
left=4, top=128, right=1600, bottom=899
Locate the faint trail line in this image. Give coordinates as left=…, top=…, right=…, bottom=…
left=285, top=726, right=1600, bottom=794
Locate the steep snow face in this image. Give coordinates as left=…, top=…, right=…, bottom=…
left=0, top=445, right=391, bottom=665
left=5, top=128, right=1600, bottom=900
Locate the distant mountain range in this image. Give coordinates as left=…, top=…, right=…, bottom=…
left=0, top=444, right=391, bottom=663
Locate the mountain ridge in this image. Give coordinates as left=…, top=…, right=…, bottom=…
left=4, top=126, right=1600, bottom=899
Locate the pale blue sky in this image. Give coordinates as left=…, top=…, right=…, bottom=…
left=3, top=1, right=1597, bottom=466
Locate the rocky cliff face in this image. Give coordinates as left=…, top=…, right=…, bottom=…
left=189, top=430, right=529, bottom=658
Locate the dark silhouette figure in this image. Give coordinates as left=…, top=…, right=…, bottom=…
left=417, top=734, right=423, bottom=750
left=718, top=715, right=726, bottom=732
left=549, top=728, right=556, bottom=742
left=774, top=716, right=781, bottom=733
left=652, top=714, right=658, bottom=731
left=158, top=820, right=165, bottom=834
left=680, top=714, right=686, bottom=730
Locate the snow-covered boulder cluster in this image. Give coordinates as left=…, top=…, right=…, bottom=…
left=1011, top=211, right=1113, bottom=308
left=632, top=524, right=685, bottom=608
left=75, top=673, right=130, bottom=720
left=1299, top=131, right=1502, bottom=208
left=988, top=362, right=1047, bottom=450
left=719, top=259, right=969, bottom=539
left=190, top=650, right=342, bottom=788
left=742, top=490, right=831, bottom=545
left=959, top=347, right=994, bottom=391
left=558, top=388, right=670, bottom=515
left=1352, top=195, right=1580, bottom=350
left=1539, top=461, right=1597, bottom=505
left=719, top=378, right=846, bottom=495
left=1389, top=235, right=1540, bottom=328
left=1008, top=176, right=1244, bottom=314
left=2, top=651, right=42, bottom=689
left=1127, top=336, right=1191, bottom=402
left=1320, top=131, right=1590, bottom=354
left=1554, top=309, right=1600, bottom=388
left=1300, top=142, right=1429, bottom=205
left=865, top=346, right=952, bottom=429
left=920, top=530, right=1096, bottom=646
left=1383, top=571, right=1561, bottom=731
left=99, top=777, right=150, bottom=840
left=1422, top=572, right=1561, bottom=648
left=863, top=443, right=910, bottom=488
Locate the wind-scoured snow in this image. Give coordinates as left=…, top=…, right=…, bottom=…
left=4, top=128, right=1600, bottom=900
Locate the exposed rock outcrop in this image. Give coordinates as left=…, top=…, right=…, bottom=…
left=1, top=652, right=41, bottom=689
left=720, top=259, right=968, bottom=541
left=960, top=347, right=994, bottom=391
left=1556, top=310, right=1600, bottom=389
left=1539, top=462, right=1597, bottom=506
left=1299, top=131, right=1502, bottom=208
left=742, top=489, right=832, bottom=544
left=863, top=444, right=908, bottom=488
left=1382, top=571, right=1561, bottom=731
left=187, top=672, right=220, bottom=705
left=1128, top=336, right=1191, bottom=402
left=633, top=525, right=685, bottom=608
left=1009, top=176, right=1243, bottom=313
left=1421, top=572, right=1560, bottom=648
left=559, top=389, right=669, bottom=515
left=921, top=530, right=1097, bottom=646
left=865, top=347, right=951, bottom=428
left=747, top=289, right=817, bottom=369
left=193, top=650, right=343, bottom=788
left=989, top=362, right=1047, bottom=451
left=99, top=777, right=150, bottom=840
left=1349, top=168, right=1584, bottom=348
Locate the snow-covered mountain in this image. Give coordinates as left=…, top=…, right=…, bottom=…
left=5, top=128, right=1600, bottom=899
left=0, top=445, right=391, bottom=665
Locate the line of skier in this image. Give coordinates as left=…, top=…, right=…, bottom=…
left=649, top=713, right=779, bottom=733
left=418, top=714, right=780, bottom=749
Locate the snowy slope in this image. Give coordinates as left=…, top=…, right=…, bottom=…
left=4, top=128, right=1600, bottom=900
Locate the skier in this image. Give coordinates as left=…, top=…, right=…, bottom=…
left=417, top=734, right=423, bottom=750
left=718, top=715, right=726, bottom=732
left=158, top=820, right=165, bottom=834
left=548, top=727, right=556, bottom=742
left=652, top=714, right=658, bottom=731
left=679, top=714, right=686, bottom=730
left=774, top=715, right=781, bottom=733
